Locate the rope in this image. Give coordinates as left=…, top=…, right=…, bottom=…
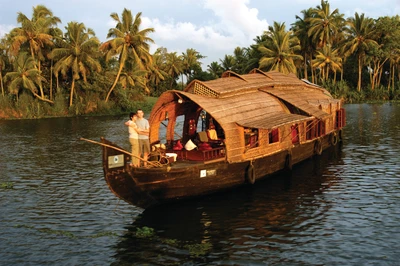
left=79, top=137, right=161, bottom=168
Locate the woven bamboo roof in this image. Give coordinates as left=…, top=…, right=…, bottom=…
left=150, top=70, right=336, bottom=130
left=185, top=69, right=330, bottom=97
left=237, top=113, right=313, bottom=129
left=259, top=87, right=332, bottom=119
left=182, top=69, right=335, bottom=120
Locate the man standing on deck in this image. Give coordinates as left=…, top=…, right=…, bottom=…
left=136, top=109, right=150, bottom=166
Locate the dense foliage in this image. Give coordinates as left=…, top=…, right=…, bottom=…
left=1, top=1, right=399, bottom=119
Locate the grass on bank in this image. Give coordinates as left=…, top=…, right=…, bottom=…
left=0, top=89, right=158, bottom=120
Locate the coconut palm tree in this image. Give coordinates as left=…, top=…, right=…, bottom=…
left=4, top=52, right=50, bottom=102
left=258, top=22, right=303, bottom=74
left=147, top=49, right=167, bottom=93
left=373, top=16, right=400, bottom=90
left=100, top=9, right=154, bottom=102
left=119, top=67, right=149, bottom=93
left=207, top=61, right=223, bottom=79
left=182, top=48, right=204, bottom=82
left=231, top=47, right=248, bottom=74
left=307, top=0, right=344, bottom=48
left=245, top=35, right=267, bottom=72
left=220, top=55, right=235, bottom=71
left=312, top=45, right=342, bottom=82
left=0, top=41, right=8, bottom=97
left=292, top=8, right=316, bottom=81
left=52, top=22, right=101, bottom=107
left=9, top=5, right=61, bottom=99
left=343, top=12, right=378, bottom=91
left=164, top=52, right=183, bottom=89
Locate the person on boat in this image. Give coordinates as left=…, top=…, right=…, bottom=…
left=136, top=109, right=150, bottom=166
left=125, top=112, right=140, bottom=167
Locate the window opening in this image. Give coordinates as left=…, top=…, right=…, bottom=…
left=245, top=127, right=259, bottom=148
left=269, top=128, right=279, bottom=144
left=291, top=124, right=299, bottom=144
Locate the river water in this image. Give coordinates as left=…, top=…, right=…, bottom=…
left=0, top=103, right=399, bottom=265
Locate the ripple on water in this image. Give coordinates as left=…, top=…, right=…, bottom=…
left=1, top=105, right=400, bottom=265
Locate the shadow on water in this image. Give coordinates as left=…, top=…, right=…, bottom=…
left=111, top=145, right=344, bottom=265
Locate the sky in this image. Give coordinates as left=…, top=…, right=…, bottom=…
left=1, top=0, right=399, bottom=68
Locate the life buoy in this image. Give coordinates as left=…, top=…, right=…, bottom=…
left=246, top=163, right=256, bottom=184
left=314, top=139, right=322, bottom=155
left=330, top=132, right=338, bottom=146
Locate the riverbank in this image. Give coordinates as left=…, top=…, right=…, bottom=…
left=0, top=95, right=158, bottom=120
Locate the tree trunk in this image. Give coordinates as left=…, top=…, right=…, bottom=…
left=303, top=53, right=308, bottom=80
left=368, top=64, right=374, bottom=90
left=0, top=73, right=4, bottom=97
left=69, top=78, right=75, bottom=107
left=30, top=46, right=45, bottom=99
left=50, top=59, right=53, bottom=100
left=390, top=64, right=395, bottom=91
left=357, top=55, right=362, bottom=92
left=311, top=56, right=315, bottom=84
left=105, top=61, right=124, bottom=102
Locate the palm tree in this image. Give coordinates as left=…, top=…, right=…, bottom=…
left=100, top=9, right=154, bottom=102
left=119, top=67, right=149, bottom=93
left=231, top=47, right=248, bottom=74
left=52, top=22, right=101, bottom=106
left=373, top=16, right=400, bottom=90
left=0, top=40, right=8, bottom=97
left=292, top=8, right=315, bottom=81
left=182, top=48, right=204, bottom=83
left=207, top=61, right=223, bottom=78
left=164, top=52, right=183, bottom=89
left=147, top=49, right=167, bottom=93
left=258, top=22, right=303, bottom=74
left=245, top=35, right=268, bottom=72
left=9, top=5, right=61, bottom=99
left=312, top=45, right=342, bottom=82
left=220, top=55, right=235, bottom=71
left=4, top=52, right=50, bottom=102
left=343, top=12, right=378, bottom=91
left=307, top=0, right=344, bottom=48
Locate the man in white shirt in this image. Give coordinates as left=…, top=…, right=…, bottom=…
left=136, top=109, right=150, bottom=166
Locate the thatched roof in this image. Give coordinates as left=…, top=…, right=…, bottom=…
left=180, top=69, right=335, bottom=124
left=151, top=70, right=336, bottom=131
left=184, top=70, right=312, bottom=98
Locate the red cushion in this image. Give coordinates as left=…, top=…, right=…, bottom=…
left=199, top=142, right=212, bottom=151
left=173, top=140, right=183, bottom=150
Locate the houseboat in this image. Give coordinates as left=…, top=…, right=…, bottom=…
left=92, top=69, right=345, bottom=209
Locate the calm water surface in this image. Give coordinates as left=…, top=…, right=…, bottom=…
left=0, top=103, right=399, bottom=265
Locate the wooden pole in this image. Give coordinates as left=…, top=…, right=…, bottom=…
left=79, top=137, right=160, bottom=167
left=161, top=121, right=182, bottom=139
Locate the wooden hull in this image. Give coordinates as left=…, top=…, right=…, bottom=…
left=101, top=132, right=340, bottom=209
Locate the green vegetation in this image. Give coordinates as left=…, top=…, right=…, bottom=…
left=184, top=242, right=213, bottom=257
left=1, top=1, right=400, bottom=119
left=134, top=226, right=155, bottom=238
left=1, top=182, right=14, bottom=189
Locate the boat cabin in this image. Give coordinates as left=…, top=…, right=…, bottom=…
left=148, top=69, right=345, bottom=164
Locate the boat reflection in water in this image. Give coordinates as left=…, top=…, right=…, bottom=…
left=111, top=145, right=343, bottom=265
